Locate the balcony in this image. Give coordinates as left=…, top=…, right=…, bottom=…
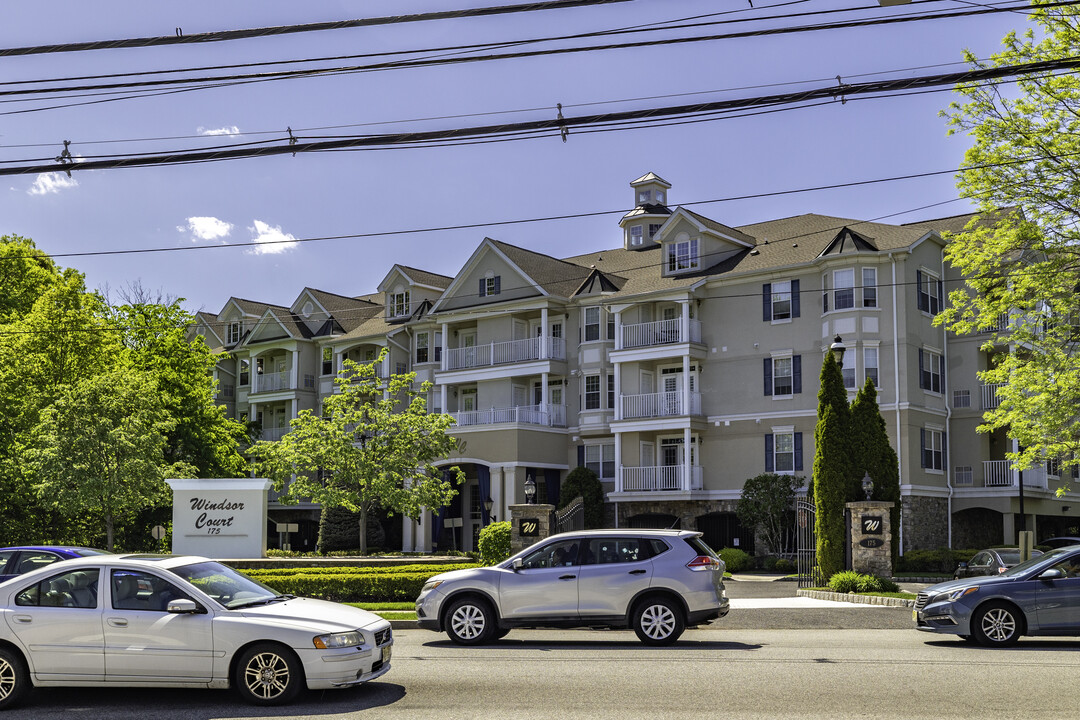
left=444, top=336, right=566, bottom=371
left=251, top=371, right=295, bottom=394
left=620, top=391, right=701, bottom=420
left=617, top=465, right=703, bottom=493
left=982, top=460, right=1049, bottom=489
left=981, top=383, right=1005, bottom=410
left=450, top=404, right=566, bottom=428
left=619, top=318, right=702, bottom=350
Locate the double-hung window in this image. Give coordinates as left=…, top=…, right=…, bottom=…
left=764, top=355, right=801, bottom=396
left=321, top=347, right=333, bottom=375
left=584, top=374, right=601, bottom=410
left=584, top=307, right=601, bottom=342
left=585, top=443, right=615, bottom=479
left=227, top=321, right=242, bottom=345
left=629, top=226, right=644, bottom=246
left=833, top=269, right=855, bottom=310
left=391, top=291, right=410, bottom=317
left=864, top=346, right=879, bottom=387
left=919, top=348, right=943, bottom=393
left=921, top=428, right=944, bottom=470
left=862, top=268, right=877, bottom=308
left=479, top=275, right=501, bottom=297
left=765, top=430, right=803, bottom=473
left=607, top=374, right=615, bottom=409
left=763, top=280, right=800, bottom=321
left=416, top=332, right=429, bottom=364
left=917, top=270, right=943, bottom=315
left=239, top=359, right=250, bottom=386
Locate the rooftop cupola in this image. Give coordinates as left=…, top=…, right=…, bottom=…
left=619, top=172, right=673, bottom=250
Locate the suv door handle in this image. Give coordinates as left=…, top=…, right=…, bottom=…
left=558, top=574, right=576, bottom=580
left=628, top=569, right=647, bottom=575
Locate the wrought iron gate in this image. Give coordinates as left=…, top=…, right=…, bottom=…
left=796, top=499, right=824, bottom=589
left=555, top=496, right=584, bottom=534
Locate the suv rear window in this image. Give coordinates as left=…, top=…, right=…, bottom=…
left=683, top=536, right=720, bottom=559
left=583, top=537, right=669, bottom=564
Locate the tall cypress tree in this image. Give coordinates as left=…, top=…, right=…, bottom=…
left=812, top=351, right=853, bottom=580
left=851, top=378, right=901, bottom=566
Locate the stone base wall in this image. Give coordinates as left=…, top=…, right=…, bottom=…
left=952, top=507, right=1005, bottom=549
left=902, top=495, right=949, bottom=551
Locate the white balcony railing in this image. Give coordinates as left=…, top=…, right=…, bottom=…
left=618, top=465, right=703, bottom=492
left=260, top=426, right=289, bottom=442
left=444, top=336, right=566, bottom=370
left=982, top=460, right=1049, bottom=489
left=981, top=383, right=1005, bottom=410
left=252, top=371, right=294, bottom=394
left=620, top=318, right=702, bottom=349
left=450, top=404, right=567, bottom=428
left=620, top=391, right=702, bottom=419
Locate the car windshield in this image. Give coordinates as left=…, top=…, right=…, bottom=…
left=1000, top=548, right=1070, bottom=577
left=168, top=561, right=289, bottom=609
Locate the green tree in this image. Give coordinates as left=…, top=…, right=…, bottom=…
left=558, top=466, right=605, bottom=528
left=31, top=367, right=183, bottom=550
left=941, top=5, right=1080, bottom=494
left=249, top=352, right=464, bottom=554
left=851, top=378, right=901, bottom=565
left=812, top=352, right=853, bottom=579
left=0, top=235, right=59, bottom=323
left=736, top=473, right=803, bottom=557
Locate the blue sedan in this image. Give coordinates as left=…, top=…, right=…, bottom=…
left=0, top=547, right=109, bottom=583
left=914, top=545, right=1080, bottom=647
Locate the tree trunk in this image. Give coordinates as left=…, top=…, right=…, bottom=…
left=358, top=504, right=368, bottom=555
left=105, top=513, right=115, bottom=552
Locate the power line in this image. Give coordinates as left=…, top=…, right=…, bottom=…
left=0, top=0, right=636, bottom=58
left=1, top=56, right=1077, bottom=176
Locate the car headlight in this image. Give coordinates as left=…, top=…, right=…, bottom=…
left=313, top=631, right=364, bottom=649
left=932, top=586, right=979, bottom=604
left=421, top=580, right=443, bottom=593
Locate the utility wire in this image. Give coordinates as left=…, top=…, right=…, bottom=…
left=1, top=56, right=1076, bottom=177
left=0, top=0, right=636, bottom=58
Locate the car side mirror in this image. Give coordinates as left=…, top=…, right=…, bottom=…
left=512, top=558, right=523, bottom=572
left=167, top=598, right=199, bottom=614
left=957, top=562, right=968, bottom=569
left=1039, top=568, right=1066, bottom=581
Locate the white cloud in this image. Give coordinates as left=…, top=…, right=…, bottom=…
left=247, top=220, right=298, bottom=255
left=198, top=125, right=241, bottom=136
left=27, top=172, right=78, bottom=196
left=181, top=216, right=233, bottom=242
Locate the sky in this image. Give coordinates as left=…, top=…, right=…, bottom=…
left=0, top=0, right=1039, bottom=316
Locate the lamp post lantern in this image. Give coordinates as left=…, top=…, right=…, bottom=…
left=830, top=334, right=846, bottom=368
left=483, top=496, right=495, bottom=523
left=862, top=471, right=874, bottom=501
left=524, top=475, right=536, bottom=504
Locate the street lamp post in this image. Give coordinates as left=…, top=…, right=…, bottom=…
left=524, top=475, right=536, bottom=505
left=483, top=496, right=495, bottom=523
left=830, top=334, right=846, bottom=368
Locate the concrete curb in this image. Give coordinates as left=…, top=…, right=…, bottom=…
left=389, top=619, right=420, bottom=630
left=797, top=589, right=915, bottom=607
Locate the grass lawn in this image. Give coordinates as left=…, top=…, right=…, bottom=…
left=347, top=601, right=417, bottom=620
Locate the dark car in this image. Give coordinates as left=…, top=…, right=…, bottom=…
left=0, top=546, right=109, bottom=583
left=955, top=548, right=1043, bottom=579
left=915, top=546, right=1080, bottom=646
left=1039, top=537, right=1080, bottom=550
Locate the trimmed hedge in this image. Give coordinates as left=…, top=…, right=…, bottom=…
left=241, top=564, right=481, bottom=603
left=828, top=571, right=899, bottom=594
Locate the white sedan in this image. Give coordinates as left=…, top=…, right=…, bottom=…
left=0, top=554, right=392, bottom=709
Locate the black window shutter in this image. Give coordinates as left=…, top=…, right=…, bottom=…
left=920, top=429, right=927, bottom=468
left=479, top=278, right=486, bottom=297
left=765, top=434, right=774, bottom=473
left=942, top=431, right=947, bottom=468
left=762, top=284, right=772, bottom=321
left=793, top=355, right=802, bottom=394
left=918, top=349, right=925, bottom=389
left=936, top=278, right=944, bottom=312
left=916, top=270, right=924, bottom=312
left=794, top=432, right=803, bottom=471
left=577, top=445, right=585, bottom=468
left=791, top=279, right=801, bottom=318
left=763, top=358, right=773, bottom=396
left=494, top=276, right=501, bottom=295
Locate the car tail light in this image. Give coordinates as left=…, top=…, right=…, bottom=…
left=686, top=555, right=720, bottom=571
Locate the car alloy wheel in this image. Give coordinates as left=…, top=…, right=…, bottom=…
left=972, top=602, right=1021, bottom=647
left=235, top=643, right=303, bottom=705
left=632, top=597, right=685, bottom=646
left=0, top=648, right=29, bottom=710
left=445, top=597, right=494, bottom=645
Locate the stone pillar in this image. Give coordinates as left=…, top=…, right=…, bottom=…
left=510, top=503, right=556, bottom=555
left=846, top=500, right=894, bottom=578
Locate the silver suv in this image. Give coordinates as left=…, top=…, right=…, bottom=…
left=416, top=529, right=728, bottom=645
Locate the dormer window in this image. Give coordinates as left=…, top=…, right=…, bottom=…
left=390, top=289, right=410, bottom=317
left=630, top=226, right=644, bottom=246
left=666, top=235, right=699, bottom=273
left=227, top=321, right=242, bottom=345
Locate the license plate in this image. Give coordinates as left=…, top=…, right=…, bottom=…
left=381, top=645, right=392, bottom=663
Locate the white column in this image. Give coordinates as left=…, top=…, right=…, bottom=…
left=491, top=466, right=504, bottom=523
left=683, top=426, right=692, bottom=491
left=291, top=349, right=300, bottom=390
left=681, top=300, right=690, bottom=343
left=614, top=362, right=622, bottom=421
left=417, top=508, right=431, bottom=553
left=541, top=308, right=549, bottom=359
left=542, top=372, right=549, bottom=420
left=441, top=383, right=448, bottom=415
left=614, top=310, right=623, bottom=350
left=401, top=515, right=415, bottom=552
left=615, top=433, right=623, bottom=493
left=682, top=354, right=691, bottom=415
left=441, top=322, right=449, bottom=372
left=503, top=466, right=518, bottom=507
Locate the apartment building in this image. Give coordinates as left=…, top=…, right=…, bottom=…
left=191, top=172, right=1079, bottom=555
